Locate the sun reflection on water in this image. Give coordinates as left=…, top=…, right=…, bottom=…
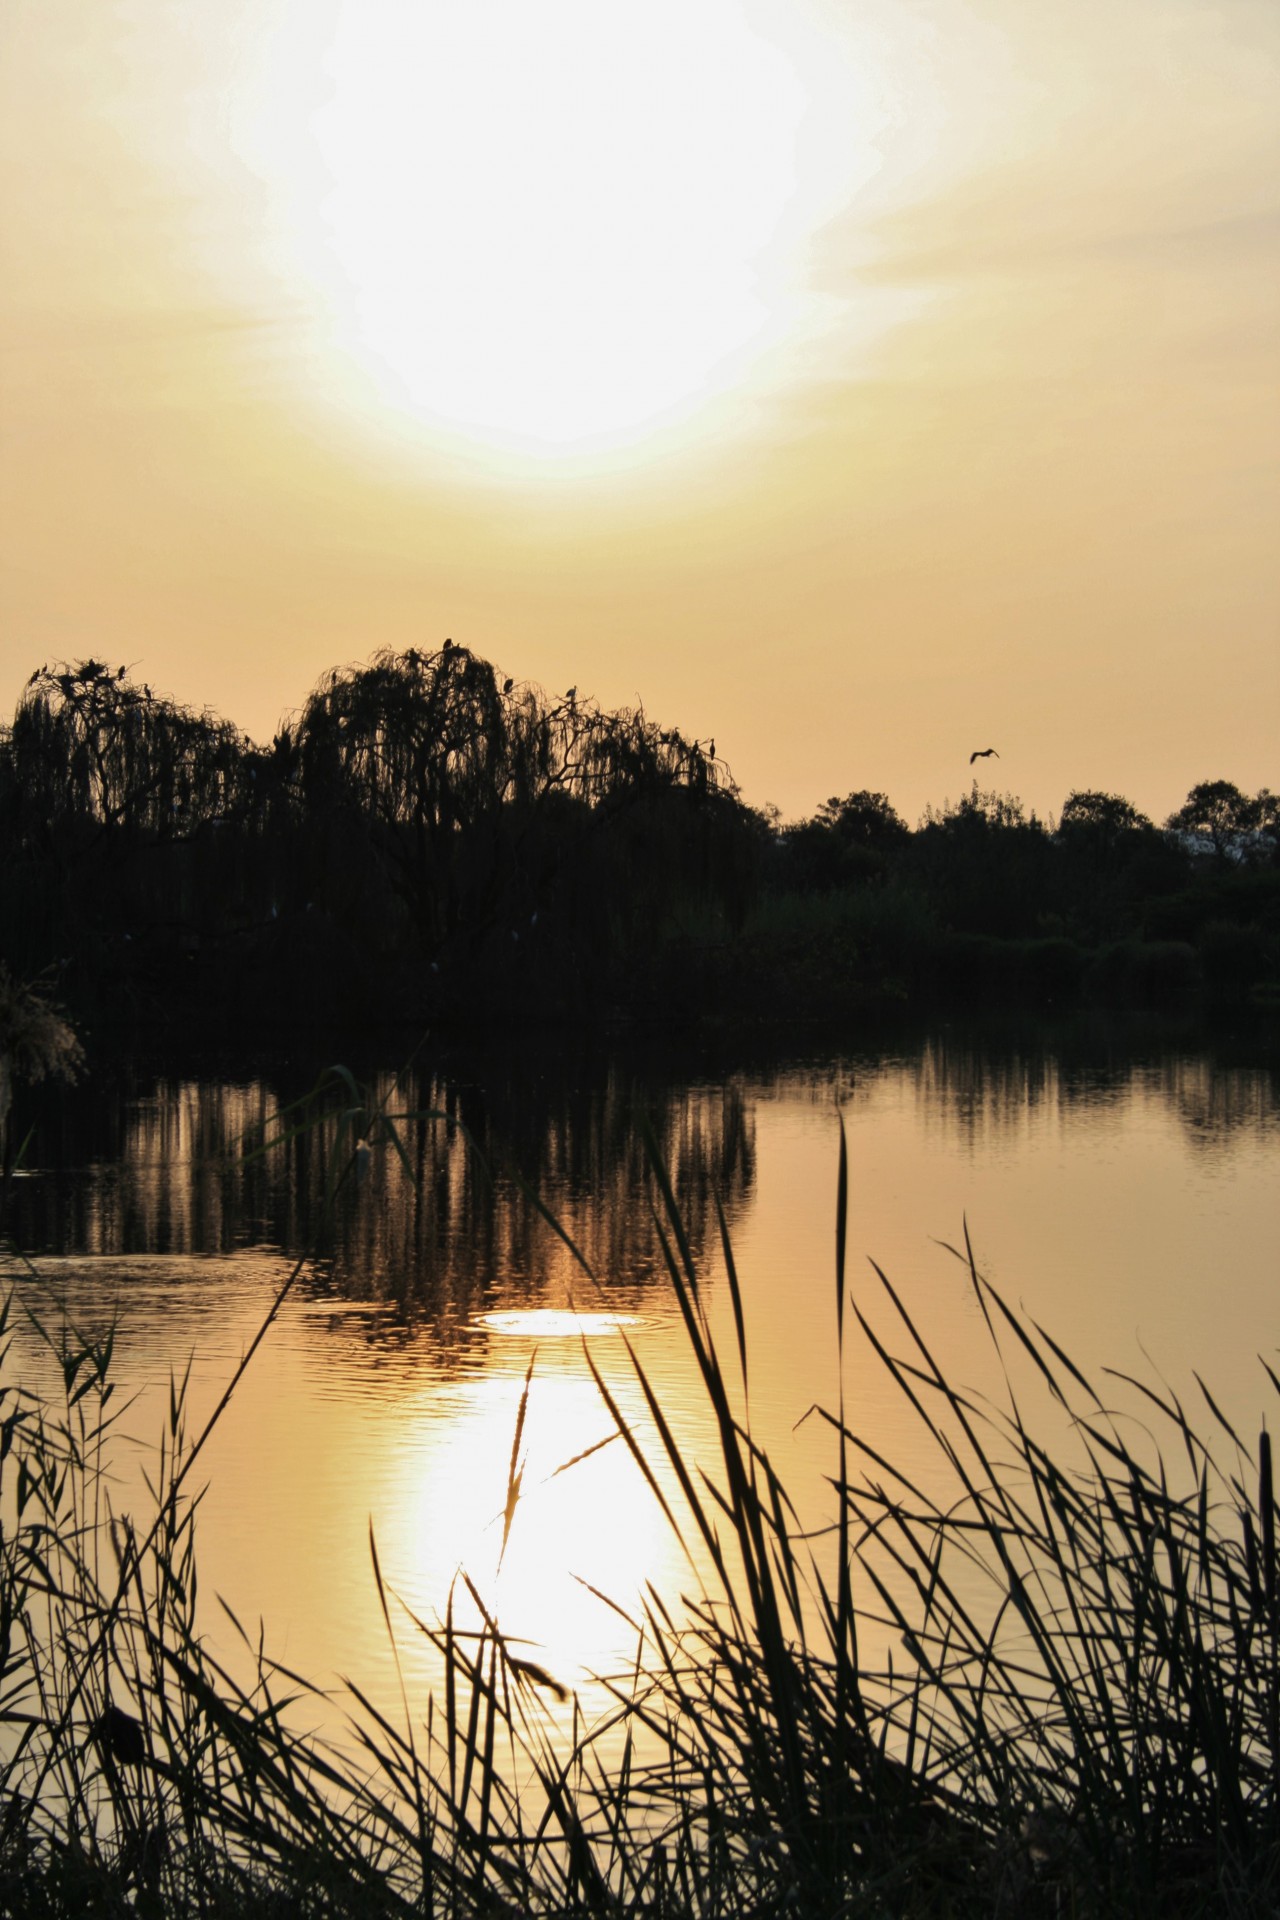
left=372, top=1338, right=694, bottom=1733
left=477, top=1309, right=643, bottom=1339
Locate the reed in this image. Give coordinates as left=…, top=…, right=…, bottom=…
left=0, top=1095, right=1275, bottom=1916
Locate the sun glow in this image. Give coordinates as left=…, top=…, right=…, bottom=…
left=238, top=0, right=887, bottom=464
left=384, top=1367, right=684, bottom=1705
left=478, top=1309, right=643, bottom=1338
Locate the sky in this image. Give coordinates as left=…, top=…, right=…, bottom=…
left=2, top=0, right=1276, bottom=826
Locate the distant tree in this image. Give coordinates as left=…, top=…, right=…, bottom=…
left=1165, top=781, right=1261, bottom=860
left=1253, top=789, right=1280, bottom=864
left=813, top=790, right=909, bottom=850
left=919, top=782, right=1031, bottom=832
left=914, top=784, right=1052, bottom=937
left=1052, top=790, right=1180, bottom=936
left=781, top=789, right=909, bottom=891
left=1059, top=790, right=1152, bottom=839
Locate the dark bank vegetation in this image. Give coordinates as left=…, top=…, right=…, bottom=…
left=1, top=650, right=1276, bottom=1037
left=0, top=652, right=749, bottom=1037
left=746, top=781, right=1280, bottom=1021
left=1, top=1108, right=1277, bottom=1918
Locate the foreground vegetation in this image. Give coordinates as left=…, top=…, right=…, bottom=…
left=1, top=1094, right=1277, bottom=1917
left=0, top=650, right=1276, bottom=1033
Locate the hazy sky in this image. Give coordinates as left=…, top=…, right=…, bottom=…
left=2, top=0, right=1276, bottom=824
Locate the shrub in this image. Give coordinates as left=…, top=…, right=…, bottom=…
left=1083, top=939, right=1199, bottom=1006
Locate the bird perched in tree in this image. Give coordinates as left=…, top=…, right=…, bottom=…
left=969, top=747, right=999, bottom=763
left=93, top=1702, right=146, bottom=1768
left=503, top=677, right=514, bottom=694
left=566, top=686, right=577, bottom=701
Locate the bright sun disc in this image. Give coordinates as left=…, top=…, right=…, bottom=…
left=241, top=0, right=886, bottom=461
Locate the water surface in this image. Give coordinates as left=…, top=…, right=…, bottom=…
left=4, top=1018, right=1276, bottom=1740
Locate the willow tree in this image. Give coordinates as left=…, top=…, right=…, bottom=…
left=538, top=691, right=756, bottom=963
left=295, top=644, right=754, bottom=975
left=296, top=644, right=538, bottom=954
left=11, top=660, right=252, bottom=848
left=7, top=661, right=259, bottom=967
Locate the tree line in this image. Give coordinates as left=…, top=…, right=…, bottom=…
left=0, top=648, right=1275, bottom=1030
left=755, top=779, right=1278, bottom=1013
left=0, top=649, right=754, bottom=1027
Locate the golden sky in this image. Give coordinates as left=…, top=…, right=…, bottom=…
left=2, top=0, right=1276, bottom=824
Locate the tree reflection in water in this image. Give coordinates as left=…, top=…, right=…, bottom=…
left=5, top=1050, right=757, bottom=1364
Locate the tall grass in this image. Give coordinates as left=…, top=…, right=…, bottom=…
left=1, top=1094, right=1276, bottom=1916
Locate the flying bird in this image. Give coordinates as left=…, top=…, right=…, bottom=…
left=969, top=747, right=999, bottom=763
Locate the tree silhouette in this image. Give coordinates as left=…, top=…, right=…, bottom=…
left=11, top=661, right=250, bottom=850
left=1165, top=780, right=1265, bottom=861
left=1059, top=790, right=1152, bottom=839
left=814, top=791, right=909, bottom=849
left=8, top=647, right=1264, bottom=1024
left=296, top=644, right=524, bottom=952
left=914, top=785, right=1053, bottom=938
left=293, top=645, right=751, bottom=980
left=783, top=791, right=908, bottom=889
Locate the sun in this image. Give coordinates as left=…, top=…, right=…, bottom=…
left=237, top=0, right=888, bottom=464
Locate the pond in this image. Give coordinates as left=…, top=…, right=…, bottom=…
left=3, top=1014, right=1277, bottom=1750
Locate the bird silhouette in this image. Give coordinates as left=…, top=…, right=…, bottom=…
left=503, top=677, right=514, bottom=694
left=94, top=1702, right=146, bottom=1768
left=566, top=686, right=577, bottom=701
left=969, top=747, right=999, bottom=763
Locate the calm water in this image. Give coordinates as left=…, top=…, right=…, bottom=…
left=3, top=1018, right=1277, bottom=1743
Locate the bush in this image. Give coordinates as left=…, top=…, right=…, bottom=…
left=1198, top=919, right=1276, bottom=1001
left=1083, top=939, right=1199, bottom=1006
